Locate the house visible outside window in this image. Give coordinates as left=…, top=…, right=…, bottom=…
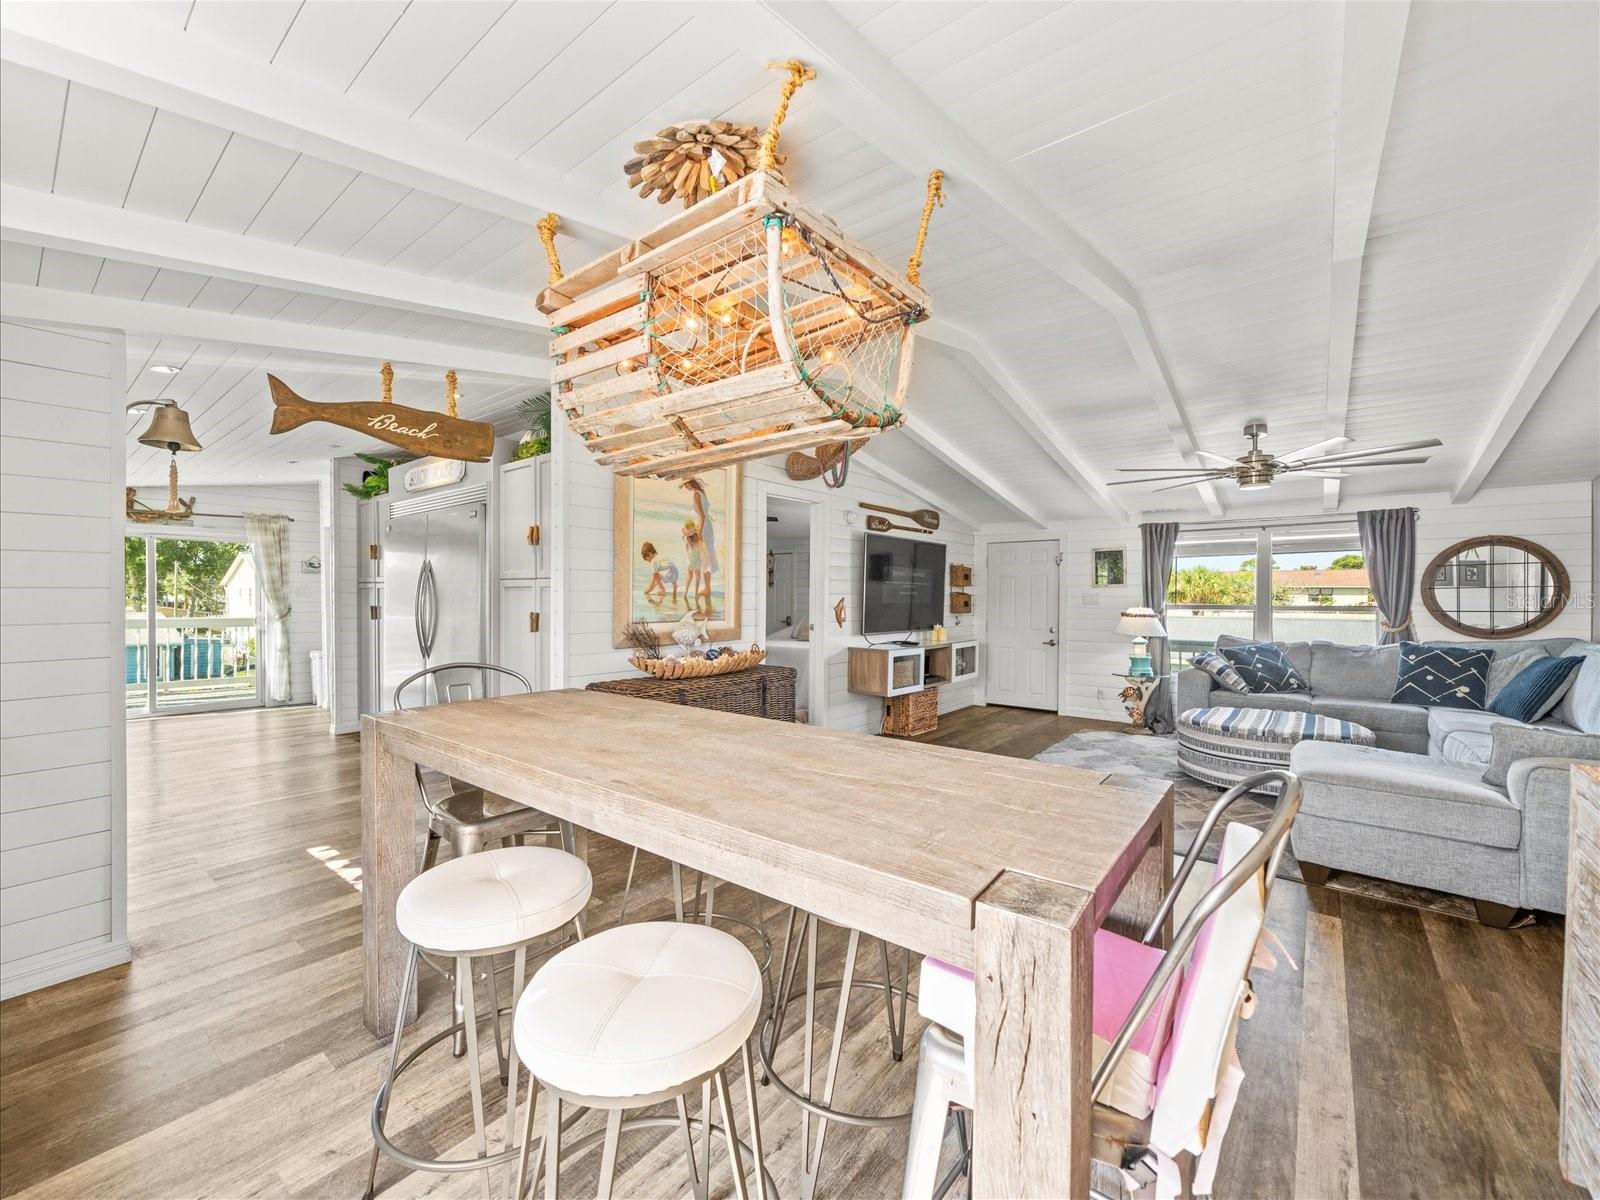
left=1166, top=522, right=1377, bottom=667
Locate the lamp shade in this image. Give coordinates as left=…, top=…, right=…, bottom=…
left=134, top=403, right=202, bottom=453
left=1117, top=607, right=1168, bottom=639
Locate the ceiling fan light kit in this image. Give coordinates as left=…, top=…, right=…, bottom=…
left=1112, top=420, right=1443, bottom=496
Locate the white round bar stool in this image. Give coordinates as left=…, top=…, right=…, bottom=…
left=365, top=845, right=592, bottom=1200
left=510, top=921, right=776, bottom=1200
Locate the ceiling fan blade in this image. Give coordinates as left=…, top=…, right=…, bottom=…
left=1330, top=456, right=1433, bottom=468
left=1194, top=450, right=1239, bottom=467
left=1297, top=439, right=1444, bottom=465
left=1112, top=467, right=1237, bottom=474
left=1277, top=468, right=1351, bottom=478
left=1274, top=435, right=1352, bottom=464
left=1107, top=470, right=1231, bottom=487
left=1150, top=478, right=1215, bottom=494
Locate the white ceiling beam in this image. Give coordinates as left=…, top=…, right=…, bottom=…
left=1, top=284, right=546, bottom=379
left=1452, top=230, right=1599, bottom=503
left=850, top=452, right=987, bottom=534
left=753, top=0, right=1222, bottom=517
left=1322, top=1, right=1412, bottom=512
left=923, top=319, right=1128, bottom=522
left=0, top=186, right=541, bottom=332
left=0, top=7, right=640, bottom=240
left=899, top=419, right=1047, bottom=529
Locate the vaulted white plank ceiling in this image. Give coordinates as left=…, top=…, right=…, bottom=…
left=2, top=1, right=1595, bottom=509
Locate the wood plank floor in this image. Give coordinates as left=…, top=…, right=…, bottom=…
left=0, top=704, right=1580, bottom=1199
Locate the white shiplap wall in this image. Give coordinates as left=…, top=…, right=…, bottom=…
left=552, top=422, right=980, bottom=732
left=0, top=319, right=129, bottom=999
left=149, top=484, right=325, bottom=707
left=1042, top=480, right=1598, bottom=723
left=321, top=459, right=366, bottom=734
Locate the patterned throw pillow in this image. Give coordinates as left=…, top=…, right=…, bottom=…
left=1191, top=650, right=1250, bottom=694
left=1391, top=642, right=1493, bottom=710
left=1487, top=655, right=1585, bottom=723
left=1218, top=643, right=1309, bottom=694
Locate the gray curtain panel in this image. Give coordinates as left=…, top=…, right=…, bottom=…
left=1141, top=521, right=1180, bottom=733
left=1356, top=507, right=1417, bottom=644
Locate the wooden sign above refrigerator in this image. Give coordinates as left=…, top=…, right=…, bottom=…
left=267, top=364, right=494, bottom=462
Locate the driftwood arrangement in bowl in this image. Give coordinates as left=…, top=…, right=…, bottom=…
left=628, top=646, right=766, bottom=680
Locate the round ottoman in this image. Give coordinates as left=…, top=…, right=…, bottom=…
left=1177, top=705, right=1376, bottom=789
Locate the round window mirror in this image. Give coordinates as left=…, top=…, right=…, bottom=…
left=1420, top=535, right=1570, bottom=639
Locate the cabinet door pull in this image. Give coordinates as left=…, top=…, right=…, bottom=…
left=368, top=544, right=380, bottom=560
left=527, top=524, right=541, bottom=546
left=369, top=605, right=380, bottom=620
left=529, top=612, right=541, bottom=633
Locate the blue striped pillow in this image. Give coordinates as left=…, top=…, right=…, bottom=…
left=1487, top=655, right=1585, bottom=723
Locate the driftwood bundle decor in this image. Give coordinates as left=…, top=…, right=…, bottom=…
left=624, top=121, right=780, bottom=209
left=533, top=62, right=944, bottom=482
left=621, top=620, right=663, bottom=661
left=629, top=645, right=766, bottom=680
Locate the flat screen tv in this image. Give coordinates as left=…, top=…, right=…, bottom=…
left=862, top=532, right=946, bottom=636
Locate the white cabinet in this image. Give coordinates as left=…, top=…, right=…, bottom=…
left=497, top=457, right=548, bottom=579
left=498, top=579, right=550, bottom=694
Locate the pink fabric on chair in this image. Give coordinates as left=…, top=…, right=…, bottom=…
left=917, top=929, right=1182, bottom=1121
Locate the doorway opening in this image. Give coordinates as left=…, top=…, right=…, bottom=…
left=763, top=493, right=824, bottom=723
left=124, top=532, right=263, bottom=715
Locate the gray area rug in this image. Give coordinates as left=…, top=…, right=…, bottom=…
left=1033, top=732, right=1476, bottom=919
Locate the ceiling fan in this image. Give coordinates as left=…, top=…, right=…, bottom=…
left=1110, top=421, right=1443, bottom=494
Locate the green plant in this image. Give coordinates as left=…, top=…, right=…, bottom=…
left=342, top=452, right=411, bottom=500
left=512, top=435, right=550, bottom=461
left=519, top=391, right=551, bottom=437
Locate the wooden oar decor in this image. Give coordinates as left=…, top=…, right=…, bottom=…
left=267, top=363, right=494, bottom=462
left=859, top=501, right=940, bottom=530
left=865, top=514, right=930, bottom=535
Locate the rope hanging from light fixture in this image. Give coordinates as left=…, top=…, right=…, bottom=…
left=757, top=59, right=815, bottom=173
left=906, top=169, right=945, bottom=288
left=537, top=213, right=563, bottom=285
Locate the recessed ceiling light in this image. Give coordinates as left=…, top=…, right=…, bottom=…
left=149, top=364, right=181, bottom=375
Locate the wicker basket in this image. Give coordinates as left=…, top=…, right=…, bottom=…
left=587, top=665, right=795, bottom=721
left=628, top=645, right=765, bottom=680
left=883, top=686, right=938, bottom=737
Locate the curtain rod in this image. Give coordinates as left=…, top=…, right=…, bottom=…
left=1172, top=509, right=1417, bottom=535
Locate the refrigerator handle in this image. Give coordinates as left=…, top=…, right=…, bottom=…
left=422, top=560, right=440, bottom=659
left=414, top=560, right=430, bottom=660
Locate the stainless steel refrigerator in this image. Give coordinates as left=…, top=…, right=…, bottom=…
left=381, top=502, right=486, bottom=709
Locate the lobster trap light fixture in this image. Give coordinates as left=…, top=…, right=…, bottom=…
left=535, top=61, right=945, bottom=483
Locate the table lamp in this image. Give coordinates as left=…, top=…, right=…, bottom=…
left=1117, top=607, right=1167, bottom=678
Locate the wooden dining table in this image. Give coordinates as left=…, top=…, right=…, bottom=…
left=362, top=689, right=1173, bottom=1199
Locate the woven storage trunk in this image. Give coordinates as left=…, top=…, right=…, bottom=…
left=586, top=664, right=795, bottom=722
left=883, top=686, right=938, bottom=738
left=538, top=171, right=930, bottom=480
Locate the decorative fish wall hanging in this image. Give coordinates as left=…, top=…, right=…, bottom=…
left=267, top=367, right=495, bottom=462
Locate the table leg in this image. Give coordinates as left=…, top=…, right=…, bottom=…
left=1103, top=792, right=1175, bottom=947
left=364, top=723, right=419, bottom=1038
left=973, top=871, right=1094, bottom=1200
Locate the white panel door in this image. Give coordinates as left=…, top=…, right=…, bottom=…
left=985, top=540, right=1060, bottom=711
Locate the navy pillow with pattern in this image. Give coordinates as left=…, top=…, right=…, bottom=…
left=1392, top=641, right=1493, bottom=710
left=1191, top=649, right=1251, bottom=694
left=1218, top=642, right=1309, bottom=694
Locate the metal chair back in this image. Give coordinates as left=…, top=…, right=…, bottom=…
left=393, top=661, right=531, bottom=711
left=1089, top=769, right=1300, bottom=1105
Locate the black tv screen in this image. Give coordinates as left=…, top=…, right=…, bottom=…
left=862, top=533, right=946, bottom=634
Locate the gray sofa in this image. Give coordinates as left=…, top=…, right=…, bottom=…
left=1173, top=633, right=1600, bottom=923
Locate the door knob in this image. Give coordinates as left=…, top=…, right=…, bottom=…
left=1043, top=638, right=1058, bottom=646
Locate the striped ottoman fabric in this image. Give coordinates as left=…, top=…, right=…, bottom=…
left=1176, top=706, right=1376, bottom=790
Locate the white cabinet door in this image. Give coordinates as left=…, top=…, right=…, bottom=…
left=357, top=498, right=385, bottom=583
left=497, top=458, right=546, bottom=579
left=497, top=580, right=550, bottom=693
left=985, top=540, right=1059, bottom=711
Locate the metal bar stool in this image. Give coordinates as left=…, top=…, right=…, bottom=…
left=510, top=921, right=776, bottom=1200
left=758, top=909, right=916, bottom=1200
left=396, top=663, right=589, bottom=1062
left=364, top=845, right=592, bottom=1200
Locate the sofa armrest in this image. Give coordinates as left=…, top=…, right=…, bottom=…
left=1173, top=666, right=1215, bottom=717
left=1507, top=757, right=1579, bottom=913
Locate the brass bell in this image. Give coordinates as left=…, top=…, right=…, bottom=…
left=131, top=402, right=202, bottom=453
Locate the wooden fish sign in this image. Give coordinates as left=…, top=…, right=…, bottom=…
left=266, top=374, right=494, bottom=462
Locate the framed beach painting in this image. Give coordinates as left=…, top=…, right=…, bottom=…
left=613, top=466, right=743, bottom=647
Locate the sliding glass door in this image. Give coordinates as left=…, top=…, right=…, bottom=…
left=125, top=533, right=263, bottom=715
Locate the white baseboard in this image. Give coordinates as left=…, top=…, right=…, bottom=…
left=0, top=936, right=132, bottom=1001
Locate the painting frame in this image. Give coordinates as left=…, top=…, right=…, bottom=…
left=613, top=465, right=743, bottom=647
left=1092, top=546, right=1126, bottom=588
